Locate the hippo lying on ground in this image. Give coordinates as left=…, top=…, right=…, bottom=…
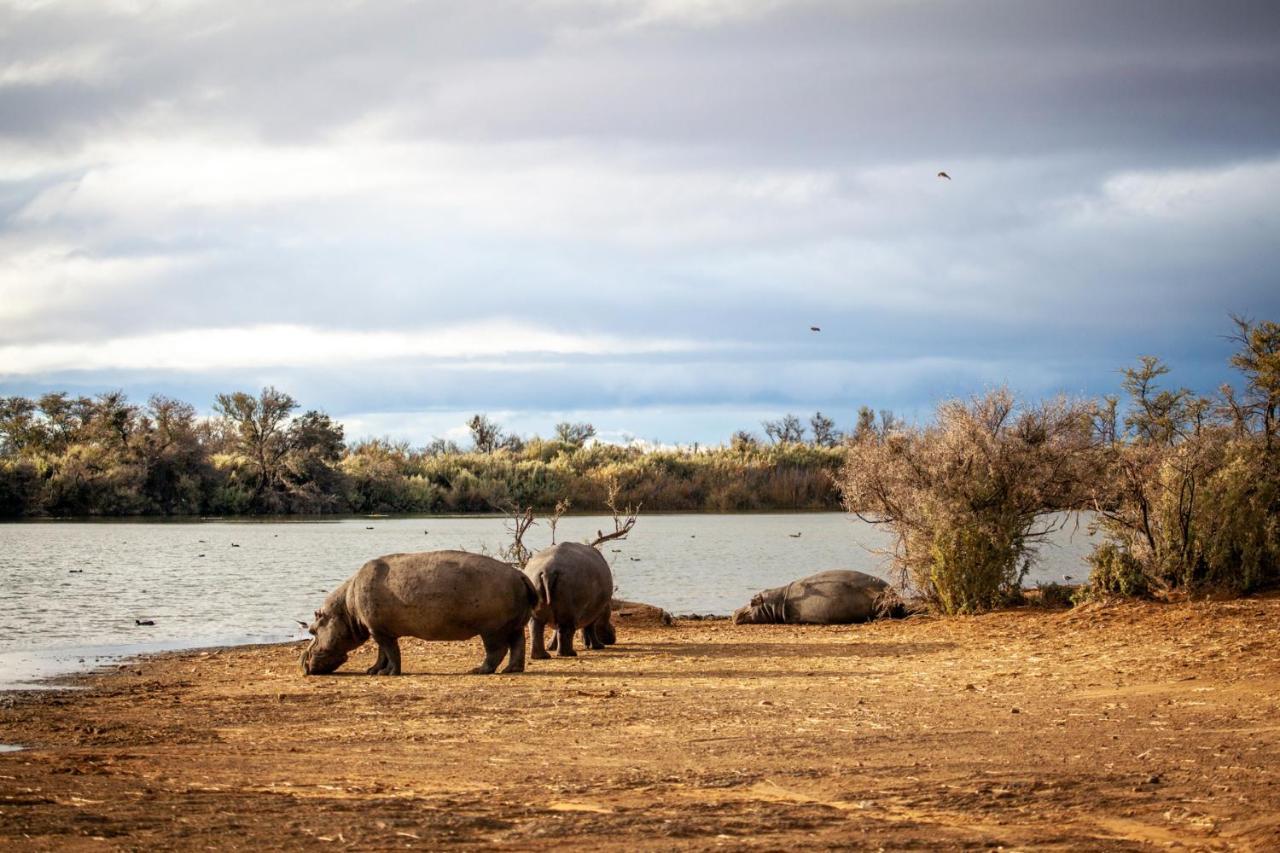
left=524, top=542, right=614, bottom=658
left=732, top=570, right=899, bottom=625
left=301, top=550, right=537, bottom=676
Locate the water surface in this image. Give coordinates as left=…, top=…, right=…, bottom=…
left=0, top=513, right=1095, bottom=688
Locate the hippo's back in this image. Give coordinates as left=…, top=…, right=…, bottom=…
left=524, top=542, right=613, bottom=627
left=348, top=550, right=534, bottom=641
left=785, top=570, right=888, bottom=624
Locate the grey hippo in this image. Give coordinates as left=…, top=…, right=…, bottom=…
left=524, top=542, right=614, bottom=658
left=732, top=569, right=899, bottom=625
left=301, top=550, right=538, bottom=676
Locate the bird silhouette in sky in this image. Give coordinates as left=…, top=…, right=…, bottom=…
left=937, top=171, right=951, bottom=180
left=810, top=326, right=821, bottom=332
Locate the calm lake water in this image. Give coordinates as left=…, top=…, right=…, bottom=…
left=0, top=513, right=1096, bottom=688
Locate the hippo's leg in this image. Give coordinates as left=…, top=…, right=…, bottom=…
left=370, top=634, right=401, bottom=676
left=582, top=623, right=605, bottom=651
left=530, top=617, right=550, bottom=660
left=556, top=619, right=578, bottom=657
left=470, top=633, right=507, bottom=675
left=500, top=623, right=527, bottom=674
left=366, top=645, right=388, bottom=675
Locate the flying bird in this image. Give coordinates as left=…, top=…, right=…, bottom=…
left=937, top=171, right=951, bottom=180
left=810, top=326, right=821, bottom=332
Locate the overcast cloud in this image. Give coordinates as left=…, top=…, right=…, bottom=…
left=2, top=0, right=1278, bottom=444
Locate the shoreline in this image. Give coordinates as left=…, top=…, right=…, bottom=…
left=0, top=586, right=1089, bottom=694
left=3, top=596, right=1278, bottom=849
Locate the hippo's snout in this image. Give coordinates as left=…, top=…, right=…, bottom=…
left=301, top=641, right=347, bottom=675
left=732, top=606, right=751, bottom=625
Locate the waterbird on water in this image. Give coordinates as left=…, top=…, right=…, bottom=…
left=135, top=619, right=155, bottom=626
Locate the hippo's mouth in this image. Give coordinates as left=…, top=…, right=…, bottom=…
left=301, top=642, right=347, bottom=676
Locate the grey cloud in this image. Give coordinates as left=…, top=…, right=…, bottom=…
left=1, top=1, right=1278, bottom=442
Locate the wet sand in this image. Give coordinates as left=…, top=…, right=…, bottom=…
left=2, top=595, right=1279, bottom=850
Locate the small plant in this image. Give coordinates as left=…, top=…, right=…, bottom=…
left=1080, top=542, right=1151, bottom=600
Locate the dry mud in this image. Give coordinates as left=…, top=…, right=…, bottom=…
left=3, top=595, right=1279, bottom=850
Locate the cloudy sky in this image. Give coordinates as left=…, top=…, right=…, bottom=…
left=2, top=0, right=1278, bottom=445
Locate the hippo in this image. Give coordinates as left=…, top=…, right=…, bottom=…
left=732, top=570, right=897, bottom=625
left=524, top=542, right=614, bottom=658
left=301, top=550, right=538, bottom=676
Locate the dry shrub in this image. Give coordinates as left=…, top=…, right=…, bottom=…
left=1089, top=319, right=1280, bottom=596
left=842, top=389, right=1095, bottom=615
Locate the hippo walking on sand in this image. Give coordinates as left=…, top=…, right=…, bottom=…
left=301, top=551, right=538, bottom=676
left=733, top=570, right=897, bottom=625
left=524, top=542, right=614, bottom=658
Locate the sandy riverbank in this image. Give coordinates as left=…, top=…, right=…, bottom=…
left=2, top=596, right=1279, bottom=850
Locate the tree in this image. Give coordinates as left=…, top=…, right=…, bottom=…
left=730, top=430, right=759, bottom=452
left=1225, top=315, right=1280, bottom=451
left=423, top=437, right=462, bottom=457
left=139, top=395, right=206, bottom=514
left=0, top=397, right=39, bottom=456
left=467, top=414, right=503, bottom=454
left=289, top=411, right=345, bottom=462
left=762, top=413, right=804, bottom=444
left=282, top=411, right=347, bottom=512
left=1119, top=356, right=1210, bottom=447
left=37, top=392, right=92, bottom=453
left=214, top=387, right=298, bottom=507
left=554, top=421, right=597, bottom=448
left=852, top=406, right=877, bottom=444
left=809, top=411, right=841, bottom=447
left=84, top=391, right=139, bottom=451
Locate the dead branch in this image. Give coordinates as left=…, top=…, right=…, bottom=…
left=589, top=481, right=641, bottom=548
left=499, top=505, right=537, bottom=569
left=548, top=498, right=571, bottom=545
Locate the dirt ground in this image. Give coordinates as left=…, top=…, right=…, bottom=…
left=2, top=595, right=1279, bottom=851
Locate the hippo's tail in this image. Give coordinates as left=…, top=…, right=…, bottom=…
left=536, top=570, right=554, bottom=608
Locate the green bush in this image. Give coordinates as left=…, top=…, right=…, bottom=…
left=927, top=516, right=1026, bottom=614
left=1083, top=541, right=1151, bottom=599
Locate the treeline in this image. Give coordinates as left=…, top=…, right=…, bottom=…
left=0, top=390, right=848, bottom=517
left=843, top=316, right=1280, bottom=613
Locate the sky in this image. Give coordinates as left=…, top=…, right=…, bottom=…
left=1, top=0, right=1278, bottom=446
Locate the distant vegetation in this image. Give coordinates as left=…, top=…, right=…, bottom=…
left=0, top=391, right=847, bottom=518
left=3, top=317, right=1276, bottom=614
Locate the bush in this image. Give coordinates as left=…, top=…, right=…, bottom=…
left=842, top=389, right=1095, bottom=614
left=1083, top=541, right=1151, bottom=599
left=1090, top=320, right=1280, bottom=596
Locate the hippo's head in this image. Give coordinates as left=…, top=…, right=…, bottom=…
left=300, top=606, right=363, bottom=675
left=732, top=586, right=785, bottom=624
